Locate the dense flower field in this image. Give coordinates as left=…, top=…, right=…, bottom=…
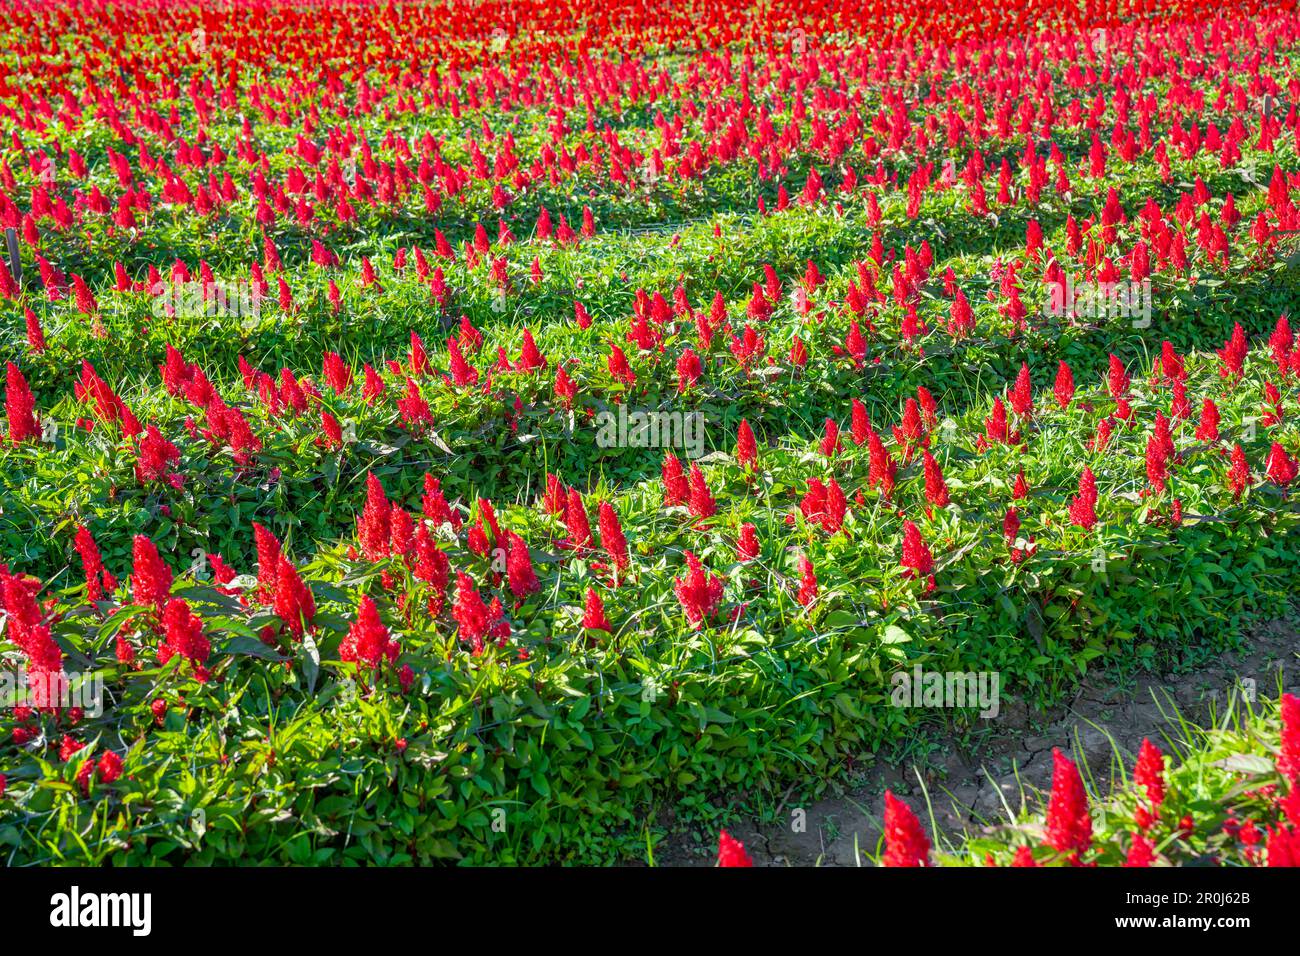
left=1, top=0, right=1299, bottom=865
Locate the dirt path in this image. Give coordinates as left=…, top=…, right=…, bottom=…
left=653, top=612, right=1300, bottom=866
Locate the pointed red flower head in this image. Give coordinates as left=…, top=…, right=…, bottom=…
left=1106, top=353, right=1130, bottom=398
left=341, top=594, right=398, bottom=669
left=1054, top=360, right=1075, bottom=409
left=850, top=398, right=871, bottom=446
left=1069, top=467, right=1098, bottom=531
left=662, top=452, right=688, bottom=506
left=73, top=525, right=115, bottom=602
left=1011, top=846, right=1037, bottom=867
left=451, top=572, right=492, bottom=654
left=1133, top=738, right=1166, bottom=808
left=1266, top=442, right=1298, bottom=487
left=982, top=396, right=1009, bottom=446
left=866, top=429, right=897, bottom=498
left=736, top=419, right=757, bottom=469
left=1217, top=322, right=1248, bottom=381
left=506, top=531, right=539, bottom=598
left=717, top=829, right=753, bottom=867
left=737, top=523, right=760, bottom=563
left=900, top=520, right=934, bottom=582
left=272, top=554, right=315, bottom=639
left=796, top=555, right=818, bottom=608
left=1145, top=430, right=1170, bottom=494
left=581, top=587, right=611, bottom=632
left=881, top=791, right=930, bottom=867
left=819, top=418, right=841, bottom=458
left=414, top=524, right=450, bottom=616
left=1044, top=749, right=1092, bottom=860
left=1195, top=399, right=1220, bottom=442
left=5, top=362, right=38, bottom=443
left=1012, top=469, right=1030, bottom=500
left=597, top=502, right=629, bottom=573
left=1265, top=825, right=1300, bottom=867
left=1278, top=693, right=1300, bottom=784
left=686, top=463, right=716, bottom=521
left=565, top=488, right=593, bottom=551
left=673, top=551, right=724, bottom=629
left=159, top=598, right=211, bottom=668
left=675, top=348, right=702, bottom=393
left=131, top=535, right=172, bottom=611
left=922, top=451, right=949, bottom=508
left=1124, top=834, right=1155, bottom=867
left=1228, top=444, right=1251, bottom=499
left=1009, top=363, right=1033, bottom=419
left=357, top=472, right=391, bottom=560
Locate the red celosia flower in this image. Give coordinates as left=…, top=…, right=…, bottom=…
left=320, top=410, right=343, bottom=450
left=737, top=523, right=760, bottom=562
left=1266, top=442, right=1298, bottom=487
left=322, top=352, right=352, bottom=394
left=687, top=463, right=716, bottom=521
left=357, top=472, right=391, bottom=560
left=1124, top=833, right=1155, bottom=867
left=25, top=308, right=46, bottom=354
left=73, top=525, right=115, bottom=602
left=131, top=535, right=172, bottom=610
left=922, top=451, right=949, bottom=508
left=1012, top=469, right=1029, bottom=500
left=1009, top=363, right=1033, bottom=418
left=675, top=348, right=702, bottom=393
left=565, top=488, right=593, bottom=551
left=1218, top=322, right=1248, bottom=380
left=900, top=520, right=934, bottom=587
left=158, top=598, right=211, bottom=668
left=1107, top=353, right=1130, bottom=398
left=662, top=452, right=688, bottom=506
left=1044, top=749, right=1092, bottom=861
left=881, top=791, right=930, bottom=867
left=598, top=502, right=629, bottom=573
left=1229, top=444, right=1251, bottom=499
left=1195, top=399, right=1220, bottom=442
left=5, top=362, right=38, bottom=443
left=1011, top=846, right=1037, bottom=867
left=1002, top=506, right=1020, bottom=546
left=135, top=424, right=181, bottom=484
left=506, top=531, right=539, bottom=597
left=1133, top=738, right=1166, bottom=807
left=851, top=399, right=871, bottom=446
left=1278, top=693, right=1300, bottom=784
left=452, top=571, right=492, bottom=653
left=1269, top=314, right=1293, bottom=373
left=1069, top=467, right=1098, bottom=531
left=1145, top=430, right=1169, bottom=494
left=982, top=396, right=1008, bottom=446
left=796, top=555, right=818, bottom=607
left=717, top=828, right=753, bottom=867
left=1053, top=360, right=1075, bottom=409
left=252, top=522, right=282, bottom=598
left=673, top=551, right=724, bottom=629
left=819, top=418, right=841, bottom=458
left=423, top=473, right=460, bottom=531
left=822, top=478, right=847, bottom=533
left=866, top=428, right=897, bottom=498
left=736, top=419, right=757, bottom=468
left=341, top=594, right=398, bottom=669
left=414, top=523, right=450, bottom=616
left=272, top=555, right=315, bottom=639
left=581, top=587, right=611, bottom=632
